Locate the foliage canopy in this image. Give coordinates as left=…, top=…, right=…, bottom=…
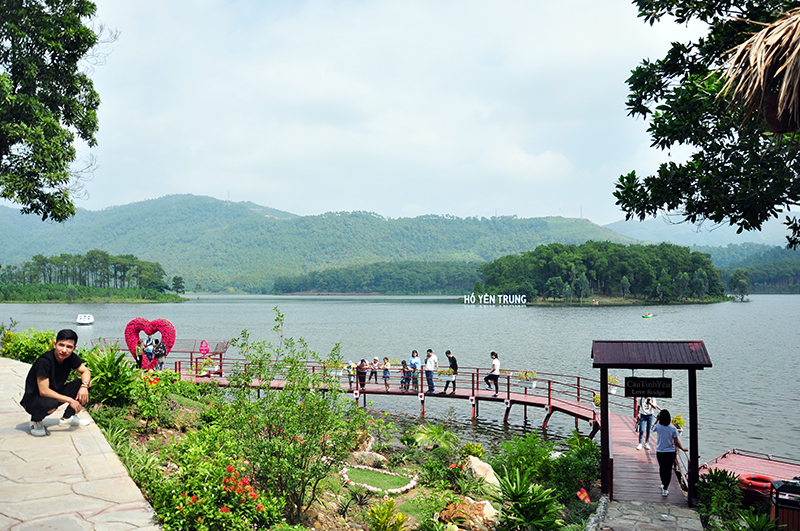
left=615, top=0, right=800, bottom=248
left=0, top=0, right=102, bottom=221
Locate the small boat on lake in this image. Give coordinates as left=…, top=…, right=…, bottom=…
left=642, top=312, right=654, bottom=318
left=76, top=314, right=94, bottom=325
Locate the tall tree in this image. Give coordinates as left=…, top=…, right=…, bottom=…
left=614, top=0, right=800, bottom=248
left=0, top=0, right=103, bottom=221
left=729, top=268, right=751, bottom=300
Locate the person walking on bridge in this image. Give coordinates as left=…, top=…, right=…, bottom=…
left=652, top=409, right=687, bottom=497
left=484, top=351, right=500, bottom=397
left=636, top=396, right=660, bottom=451
left=439, top=350, right=458, bottom=395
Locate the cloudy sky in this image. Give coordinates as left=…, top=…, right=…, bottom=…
left=70, top=0, right=703, bottom=225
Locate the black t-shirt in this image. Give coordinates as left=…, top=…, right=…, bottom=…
left=20, top=350, right=83, bottom=407
left=448, top=355, right=458, bottom=373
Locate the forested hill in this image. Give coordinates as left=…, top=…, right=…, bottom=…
left=0, top=194, right=638, bottom=291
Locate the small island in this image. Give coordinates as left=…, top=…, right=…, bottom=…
left=0, top=251, right=185, bottom=303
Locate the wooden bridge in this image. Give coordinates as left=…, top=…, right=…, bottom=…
left=163, top=350, right=645, bottom=437
left=98, top=340, right=705, bottom=504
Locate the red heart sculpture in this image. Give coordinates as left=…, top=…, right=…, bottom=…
left=124, top=317, right=176, bottom=358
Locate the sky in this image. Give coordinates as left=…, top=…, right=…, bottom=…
left=66, top=0, right=704, bottom=225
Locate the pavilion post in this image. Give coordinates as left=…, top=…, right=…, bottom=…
left=600, top=367, right=610, bottom=495
left=688, top=369, right=699, bottom=507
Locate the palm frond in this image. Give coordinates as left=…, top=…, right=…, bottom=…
left=720, top=8, right=800, bottom=131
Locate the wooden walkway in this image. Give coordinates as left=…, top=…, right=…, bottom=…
left=701, top=449, right=800, bottom=481
left=184, top=370, right=604, bottom=435
left=610, top=411, right=687, bottom=503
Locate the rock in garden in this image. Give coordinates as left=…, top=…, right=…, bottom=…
left=350, top=451, right=388, bottom=467
left=463, top=456, right=500, bottom=487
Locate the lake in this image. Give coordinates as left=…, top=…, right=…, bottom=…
left=2, top=294, right=798, bottom=461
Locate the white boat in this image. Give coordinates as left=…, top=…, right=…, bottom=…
left=76, top=314, right=94, bottom=325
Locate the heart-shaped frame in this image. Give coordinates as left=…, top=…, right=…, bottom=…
left=124, top=317, right=176, bottom=370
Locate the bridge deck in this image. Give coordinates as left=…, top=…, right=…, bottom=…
left=183, top=373, right=601, bottom=429
left=610, top=411, right=686, bottom=503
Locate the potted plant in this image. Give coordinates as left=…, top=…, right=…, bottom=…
left=672, top=414, right=686, bottom=434
left=592, top=393, right=601, bottom=413
left=607, top=375, right=620, bottom=394
left=437, top=368, right=455, bottom=381
left=517, top=370, right=537, bottom=389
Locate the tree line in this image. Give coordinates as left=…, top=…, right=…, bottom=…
left=479, top=241, right=726, bottom=303
left=0, top=250, right=172, bottom=292
left=273, top=261, right=481, bottom=295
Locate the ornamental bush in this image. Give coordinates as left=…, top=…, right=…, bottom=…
left=1, top=327, right=55, bottom=364
left=132, top=370, right=179, bottom=427
left=153, top=462, right=283, bottom=531
left=489, top=431, right=554, bottom=483
left=225, top=309, right=371, bottom=524
left=81, top=344, right=138, bottom=407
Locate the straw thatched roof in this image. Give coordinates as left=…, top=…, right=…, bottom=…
left=721, top=8, right=800, bottom=132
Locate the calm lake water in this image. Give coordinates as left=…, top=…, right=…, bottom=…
left=2, top=294, right=798, bottom=461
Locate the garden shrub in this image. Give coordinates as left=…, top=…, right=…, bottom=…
left=81, top=344, right=138, bottom=406
left=459, top=441, right=486, bottom=460
left=224, top=310, right=372, bottom=524
left=152, top=463, right=283, bottom=531
left=367, top=498, right=410, bottom=531
left=549, top=452, right=599, bottom=504
left=132, top=370, right=179, bottom=427
left=171, top=379, right=219, bottom=401
left=489, top=431, right=554, bottom=482
left=492, top=467, right=565, bottom=531
left=1, top=327, right=55, bottom=363
left=419, top=446, right=464, bottom=486
left=696, top=468, right=744, bottom=530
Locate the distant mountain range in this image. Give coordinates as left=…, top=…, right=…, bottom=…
left=604, top=215, right=789, bottom=247
left=0, top=194, right=639, bottom=291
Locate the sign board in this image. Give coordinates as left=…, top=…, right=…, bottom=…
left=625, top=377, right=672, bottom=398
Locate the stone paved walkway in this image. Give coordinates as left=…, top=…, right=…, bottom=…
left=0, top=357, right=160, bottom=530
left=594, top=499, right=704, bottom=531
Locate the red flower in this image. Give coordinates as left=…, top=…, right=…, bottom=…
left=257, top=504, right=264, bottom=511
left=249, top=491, right=258, bottom=500
left=226, top=465, right=235, bottom=473
left=191, top=495, right=198, bottom=503
left=241, top=478, right=249, bottom=486
left=220, top=506, right=230, bottom=513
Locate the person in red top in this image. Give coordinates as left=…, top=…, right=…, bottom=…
left=20, top=329, right=92, bottom=437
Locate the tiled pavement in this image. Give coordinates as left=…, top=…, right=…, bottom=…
left=0, top=357, right=160, bottom=530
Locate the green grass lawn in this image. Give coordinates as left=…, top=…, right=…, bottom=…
left=345, top=467, right=411, bottom=490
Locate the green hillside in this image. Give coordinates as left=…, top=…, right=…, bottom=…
left=0, top=194, right=640, bottom=292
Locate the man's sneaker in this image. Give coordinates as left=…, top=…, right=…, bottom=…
left=636, top=444, right=642, bottom=451
left=644, top=442, right=650, bottom=450
left=661, top=486, right=669, bottom=497
left=485, top=386, right=493, bottom=391
left=30, top=421, right=48, bottom=437
left=60, top=416, right=91, bottom=427
left=492, top=393, right=498, bottom=398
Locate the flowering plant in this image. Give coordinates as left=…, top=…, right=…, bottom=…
left=159, top=463, right=283, bottom=531
left=132, top=370, right=178, bottom=425
left=437, top=368, right=454, bottom=376
left=517, top=371, right=537, bottom=381
left=593, top=394, right=601, bottom=407
left=672, top=414, right=686, bottom=430
left=607, top=375, right=620, bottom=385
